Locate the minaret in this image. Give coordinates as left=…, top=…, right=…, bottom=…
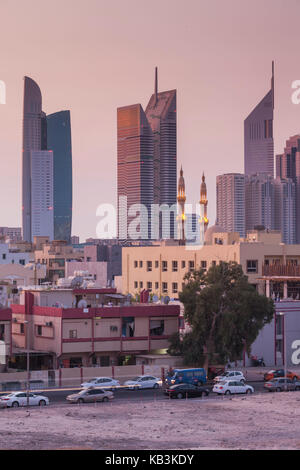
left=200, top=173, right=209, bottom=232
left=177, top=166, right=186, bottom=242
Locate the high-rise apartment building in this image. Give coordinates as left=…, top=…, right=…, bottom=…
left=273, top=177, right=296, bottom=245
left=47, top=111, right=72, bottom=242
left=276, top=135, right=300, bottom=243
left=216, top=173, right=245, bottom=237
left=31, top=150, right=54, bottom=240
left=244, top=62, right=274, bottom=177
left=245, top=173, right=275, bottom=232
left=117, top=104, right=153, bottom=240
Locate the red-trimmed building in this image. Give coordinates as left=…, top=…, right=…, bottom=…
left=11, top=291, right=180, bottom=369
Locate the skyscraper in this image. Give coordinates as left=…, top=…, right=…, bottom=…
left=244, top=62, right=274, bottom=177
left=216, top=173, right=245, bottom=237
left=22, top=77, right=73, bottom=243
left=22, top=77, right=43, bottom=242
left=31, top=150, right=54, bottom=240
left=245, top=173, right=275, bottom=232
left=273, top=177, right=296, bottom=244
left=117, top=104, right=153, bottom=239
left=47, top=111, right=72, bottom=242
left=145, top=68, right=177, bottom=238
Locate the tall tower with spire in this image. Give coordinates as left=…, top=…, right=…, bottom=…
left=200, top=173, right=209, bottom=233
left=177, top=166, right=186, bottom=242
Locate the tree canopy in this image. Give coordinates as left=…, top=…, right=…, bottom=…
left=168, top=261, right=275, bottom=368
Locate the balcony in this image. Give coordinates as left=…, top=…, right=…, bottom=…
left=262, top=264, right=300, bottom=277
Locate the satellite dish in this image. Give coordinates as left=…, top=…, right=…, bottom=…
left=164, top=296, right=170, bottom=305
left=71, top=276, right=83, bottom=288
left=77, top=299, right=88, bottom=308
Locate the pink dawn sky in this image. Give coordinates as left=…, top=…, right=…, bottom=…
left=1, top=0, right=300, bottom=240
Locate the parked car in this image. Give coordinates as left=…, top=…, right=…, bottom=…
left=263, top=369, right=300, bottom=382
left=124, top=375, right=161, bottom=390
left=165, top=368, right=207, bottom=387
left=213, top=371, right=245, bottom=384
left=164, top=383, right=210, bottom=399
left=66, top=388, right=114, bottom=403
left=0, top=392, right=49, bottom=408
left=213, top=381, right=254, bottom=395
left=80, top=377, right=120, bottom=390
left=264, top=378, right=300, bottom=392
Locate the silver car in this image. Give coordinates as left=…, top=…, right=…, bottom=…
left=66, top=388, right=114, bottom=404
left=264, top=377, right=300, bottom=392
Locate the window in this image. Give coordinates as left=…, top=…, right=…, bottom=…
left=0, top=324, right=5, bottom=341
left=20, top=323, right=24, bottom=334
left=162, top=282, right=168, bottom=293
left=134, top=261, right=138, bottom=268
left=147, top=261, right=152, bottom=272
left=134, top=281, right=138, bottom=289
left=147, top=282, right=152, bottom=291
left=172, top=282, right=178, bottom=294
left=2, top=254, right=6, bottom=260
left=201, top=260, right=207, bottom=269
left=139, top=261, right=143, bottom=268
left=150, top=320, right=164, bottom=336
left=189, top=260, right=195, bottom=271
left=211, top=260, right=216, bottom=267
left=139, top=281, right=143, bottom=289
left=155, top=260, right=159, bottom=269
left=155, top=282, right=159, bottom=290
left=19, top=259, right=25, bottom=266
left=247, top=260, right=258, bottom=273
left=37, top=325, right=42, bottom=336
left=69, top=330, right=77, bottom=339
left=122, top=317, right=135, bottom=337
left=181, top=260, right=186, bottom=269
left=162, top=261, right=168, bottom=272
left=172, top=261, right=178, bottom=272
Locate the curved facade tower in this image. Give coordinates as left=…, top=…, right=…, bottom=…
left=47, top=111, right=73, bottom=242
left=244, top=62, right=274, bottom=177
left=22, top=77, right=42, bottom=242
left=146, top=68, right=177, bottom=238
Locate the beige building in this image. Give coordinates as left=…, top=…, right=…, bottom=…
left=119, top=227, right=300, bottom=298
left=0, top=264, right=46, bottom=288
left=34, top=240, right=84, bottom=282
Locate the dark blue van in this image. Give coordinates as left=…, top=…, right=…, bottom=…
left=165, top=368, right=207, bottom=386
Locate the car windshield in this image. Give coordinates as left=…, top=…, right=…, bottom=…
left=131, top=377, right=141, bottom=381
left=87, top=378, right=97, bottom=383
left=218, top=381, right=227, bottom=385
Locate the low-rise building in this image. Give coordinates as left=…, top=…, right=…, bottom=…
left=0, top=308, right=12, bottom=371
left=10, top=291, right=180, bottom=368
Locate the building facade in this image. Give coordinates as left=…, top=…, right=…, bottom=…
left=244, top=62, right=274, bottom=177
left=47, top=111, right=72, bottom=243
left=216, top=173, right=245, bottom=237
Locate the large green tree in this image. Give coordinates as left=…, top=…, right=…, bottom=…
left=168, top=261, right=274, bottom=369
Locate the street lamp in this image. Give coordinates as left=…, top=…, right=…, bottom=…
left=278, top=312, right=287, bottom=389
left=23, top=320, right=30, bottom=408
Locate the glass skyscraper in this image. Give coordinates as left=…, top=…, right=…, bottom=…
left=47, top=111, right=73, bottom=243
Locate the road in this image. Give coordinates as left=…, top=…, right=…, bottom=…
left=0, top=381, right=267, bottom=406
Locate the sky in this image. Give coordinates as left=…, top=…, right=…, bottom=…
left=1, top=0, right=300, bottom=241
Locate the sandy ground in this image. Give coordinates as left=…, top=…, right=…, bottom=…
left=1, top=393, right=300, bottom=450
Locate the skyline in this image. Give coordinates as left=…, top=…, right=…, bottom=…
left=2, top=0, right=300, bottom=240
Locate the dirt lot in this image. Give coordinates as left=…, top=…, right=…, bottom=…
left=1, top=393, right=300, bottom=450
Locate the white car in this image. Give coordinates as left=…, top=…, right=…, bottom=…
left=213, top=380, right=254, bottom=395
left=214, top=370, right=246, bottom=383
left=124, top=375, right=161, bottom=390
left=0, top=392, right=49, bottom=408
left=81, top=377, right=120, bottom=390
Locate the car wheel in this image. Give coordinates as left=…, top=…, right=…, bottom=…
left=12, top=401, right=19, bottom=408
left=39, top=400, right=46, bottom=406
left=77, top=398, right=84, bottom=404
left=153, top=383, right=159, bottom=389
left=177, top=392, right=184, bottom=399
left=102, top=397, right=109, bottom=403
left=225, top=390, right=231, bottom=395
left=246, top=389, right=252, bottom=395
